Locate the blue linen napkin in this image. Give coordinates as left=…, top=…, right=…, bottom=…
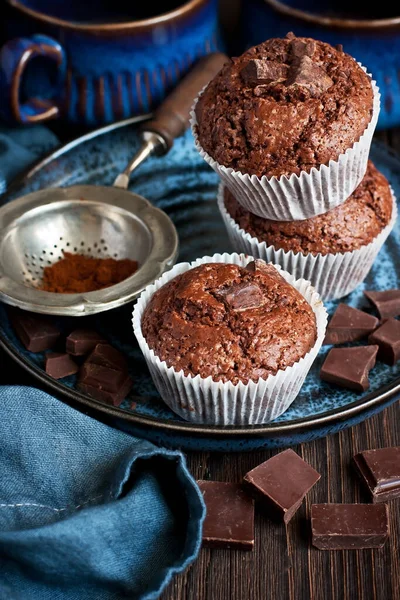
left=0, top=386, right=205, bottom=599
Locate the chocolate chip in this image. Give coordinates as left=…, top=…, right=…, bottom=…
left=286, top=56, right=333, bottom=97
left=218, top=282, right=264, bottom=311
left=368, top=318, right=400, bottom=365
left=320, top=345, right=378, bottom=392
left=245, top=259, right=273, bottom=275
left=241, top=59, right=289, bottom=86
left=336, top=44, right=344, bottom=52
left=290, top=38, right=316, bottom=59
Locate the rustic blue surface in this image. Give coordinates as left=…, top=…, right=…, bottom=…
left=0, top=123, right=399, bottom=450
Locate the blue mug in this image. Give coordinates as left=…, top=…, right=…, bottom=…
left=240, top=0, right=400, bottom=129
left=0, top=0, right=221, bottom=126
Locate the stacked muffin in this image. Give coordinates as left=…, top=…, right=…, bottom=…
left=192, top=33, right=396, bottom=300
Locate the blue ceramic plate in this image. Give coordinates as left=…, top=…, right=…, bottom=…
left=1, top=118, right=400, bottom=451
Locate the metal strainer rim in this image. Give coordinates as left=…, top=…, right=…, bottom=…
left=0, top=185, right=179, bottom=316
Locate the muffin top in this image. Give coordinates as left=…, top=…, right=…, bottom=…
left=141, top=260, right=317, bottom=384
left=225, top=161, right=393, bottom=255
left=195, top=33, right=374, bottom=178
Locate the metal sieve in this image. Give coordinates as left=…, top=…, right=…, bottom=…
left=0, top=53, right=228, bottom=316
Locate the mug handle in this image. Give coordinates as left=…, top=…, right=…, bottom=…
left=0, top=34, right=66, bottom=124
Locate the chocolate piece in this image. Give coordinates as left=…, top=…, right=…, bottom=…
left=10, top=310, right=60, bottom=353
left=286, top=56, right=333, bottom=97
left=218, top=282, right=264, bottom=311
left=79, top=363, right=129, bottom=392
left=320, top=346, right=378, bottom=392
left=243, top=449, right=320, bottom=524
left=240, top=59, right=289, bottom=86
left=86, top=343, right=128, bottom=372
left=336, top=43, right=344, bottom=52
left=364, top=290, right=400, bottom=319
left=45, top=352, right=78, bottom=379
left=353, top=447, right=400, bottom=503
left=324, top=304, right=379, bottom=345
left=66, top=329, right=105, bottom=356
left=78, top=363, right=132, bottom=406
left=197, top=481, right=254, bottom=550
left=78, top=378, right=133, bottom=407
left=368, top=318, right=400, bottom=365
left=290, top=38, right=316, bottom=59
left=311, top=504, right=389, bottom=550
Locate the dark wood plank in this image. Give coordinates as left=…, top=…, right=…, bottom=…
left=161, top=403, right=400, bottom=600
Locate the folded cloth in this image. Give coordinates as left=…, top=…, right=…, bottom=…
left=0, top=124, right=58, bottom=194
left=0, top=386, right=205, bottom=599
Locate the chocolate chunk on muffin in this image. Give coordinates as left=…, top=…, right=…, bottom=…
left=224, top=161, right=393, bottom=255
left=195, top=33, right=374, bottom=178
left=141, top=260, right=317, bottom=384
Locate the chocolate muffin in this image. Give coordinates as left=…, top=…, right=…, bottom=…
left=195, top=33, right=374, bottom=178
left=224, top=161, right=393, bottom=255
left=141, top=260, right=317, bottom=384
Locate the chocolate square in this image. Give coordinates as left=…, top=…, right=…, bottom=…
left=197, top=481, right=254, bottom=550
left=368, top=318, right=400, bottom=365
left=45, top=352, right=78, bottom=380
left=353, top=447, right=400, bottom=503
left=323, top=303, right=379, bottom=345
left=66, top=329, right=105, bottom=356
left=10, top=310, right=60, bottom=353
left=365, top=289, right=400, bottom=319
left=311, top=504, right=389, bottom=550
left=320, top=345, right=378, bottom=392
left=243, top=449, right=320, bottom=524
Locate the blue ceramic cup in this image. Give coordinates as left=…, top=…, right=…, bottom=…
left=240, top=0, right=400, bottom=129
left=0, top=0, right=220, bottom=126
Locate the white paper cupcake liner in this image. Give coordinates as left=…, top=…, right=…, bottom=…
left=132, top=253, right=327, bottom=426
left=218, top=183, right=397, bottom=301
left=191, top=68, right=380, bottom=221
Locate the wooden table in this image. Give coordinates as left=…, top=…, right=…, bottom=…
left=159, top=129, right=400, bottom=600
left=1, top=131, right=399, bottom=600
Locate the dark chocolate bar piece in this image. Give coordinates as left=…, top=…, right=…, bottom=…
left=368, top=318, right=400, bottom=365
left=197, top=481, right=254, bottom=550
left=320, top=345, right=378, bottom=392
left=353, top=447, right=400, bottom=503
left=240, top=59, right=289, bottom=86
left=86, top=343, right=128, bottom=372
left=45, top=352, right=78, bottom=379
left=217, top=282, right=264, bottom=311
left=66, top=329, right=105, bottom=356
left=243, top=449, right=320, bottom=524
left=10, top=310, right=60, bottom=353
left=311, top=504, right=389, bottom=550
left=286, top=55, right=333, bottom=97
left=324, top=304, right=379, bottom=345
left=78, top=378, right=132, bottom=407
left=78, top=363, right=129, bottom=392
left=364, top=290, right=400, bottom=319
